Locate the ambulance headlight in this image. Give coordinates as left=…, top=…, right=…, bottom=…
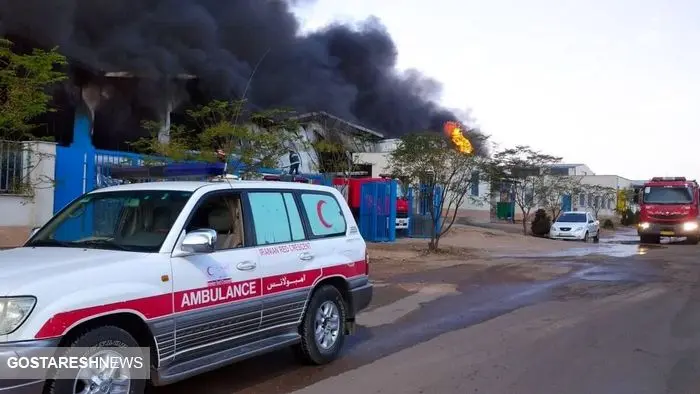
left=0, top=297, right=36, bottom=335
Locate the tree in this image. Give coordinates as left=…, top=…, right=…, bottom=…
left=389, top=132, right=489, bottom=251
left=537, top=174, right=583, bottom=220
left=614, top=187, right=636, bottom=215
left=489, top=145, right=562, bottom=235
left=581, top=184, right=617, bottom=218
left=0, top=38, right=68, bottom=140
left=132, top=99, right=304, bottom=178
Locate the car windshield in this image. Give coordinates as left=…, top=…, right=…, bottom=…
left=643, top=186, right=693, bottom=204
left=556, top=213, right=587, bottom=223
left=396, top=184, right=405, bottom=198
left=26, top=190, right=193, bottom=252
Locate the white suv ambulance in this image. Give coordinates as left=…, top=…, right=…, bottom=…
left=0, top=180, right=372, bottom=394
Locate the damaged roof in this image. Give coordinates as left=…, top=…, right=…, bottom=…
left=292, top=111, right=384, bottom=139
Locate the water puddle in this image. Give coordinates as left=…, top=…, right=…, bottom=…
left=572, top=265, right=632, bottom=282
left=495, top=229, right=670, bottom=259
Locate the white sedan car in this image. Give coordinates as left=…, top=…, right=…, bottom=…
left=549, top=211, right=600, bottom=242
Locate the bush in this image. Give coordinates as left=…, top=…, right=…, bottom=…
left=602, top=219, right=614, bottom=229
left=531, top=208, right=552, bottom=237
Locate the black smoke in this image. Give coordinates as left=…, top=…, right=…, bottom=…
left=0, top=0, right=486, bottom=153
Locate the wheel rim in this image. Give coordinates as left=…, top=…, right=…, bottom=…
left=73, top=349, right=131, bottom=394
left=314, top=300, right=341, bottom=350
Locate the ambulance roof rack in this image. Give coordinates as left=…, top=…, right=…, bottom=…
left=107, top=162, right=226, bottom=180
left=105, top=162, right=332, bottom=184
left=262, top=174, right=311, bottom=183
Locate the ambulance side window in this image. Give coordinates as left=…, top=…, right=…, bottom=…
left=299, top=192, right=346, bottom=238
left=185, top=192, right=246, bottom=250
left=248, top=191, right=305, bottom=245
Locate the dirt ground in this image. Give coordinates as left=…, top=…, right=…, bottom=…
left=366, top=224, right=594, bottom=279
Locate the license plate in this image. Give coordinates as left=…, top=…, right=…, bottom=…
left=660, top=230, right=674, bottom=236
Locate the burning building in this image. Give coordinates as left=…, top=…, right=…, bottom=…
left=0, top=0, right=489, bottom=156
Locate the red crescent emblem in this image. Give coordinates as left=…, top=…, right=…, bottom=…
left=316, top=200, right=333, bottom=228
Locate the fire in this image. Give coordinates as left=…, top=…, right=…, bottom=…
left=443, top=121, right=474, bottom=154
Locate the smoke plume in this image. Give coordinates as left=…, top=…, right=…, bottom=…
left=0, top=0, right=486, bottom=153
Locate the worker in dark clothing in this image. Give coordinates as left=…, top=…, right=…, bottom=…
left=288, top=150, right=300, bottom=175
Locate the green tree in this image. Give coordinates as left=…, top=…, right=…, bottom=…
left=132, top=99, right=304, bottom=179
left=489, top=145, right=562, bottom=235
left=389, top=132, right=489, bottom=251
left=0, top=38, right=68, bottom=140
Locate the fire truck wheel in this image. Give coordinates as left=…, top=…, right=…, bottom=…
left=686, top=236, right=699, bottom=245
left=294, top=285, right=347, bottom=365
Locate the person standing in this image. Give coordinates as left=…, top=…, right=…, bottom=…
left=289, top=150, right=300, bottom=175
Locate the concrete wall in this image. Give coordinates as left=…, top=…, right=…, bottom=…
left=572, top=175, right=632, bottom=218
left=452, top=181, right=492, bottom=222
left=354, top=152, right=390, bottom=178
left=0, top=141, right=56, bottom=248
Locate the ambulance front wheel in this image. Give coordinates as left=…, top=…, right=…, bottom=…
left=294, top=284, right=347, bottom=365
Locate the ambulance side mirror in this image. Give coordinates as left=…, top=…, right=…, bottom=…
left=179, top=229, right=217, bottom=255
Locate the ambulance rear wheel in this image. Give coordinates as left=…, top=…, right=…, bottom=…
left=294, top=284, right=347, bottom=365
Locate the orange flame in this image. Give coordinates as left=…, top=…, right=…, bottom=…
left=443, top=121, right=474, bottom=154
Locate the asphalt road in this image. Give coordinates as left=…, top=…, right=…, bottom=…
left=157, top=232, right=700, bottom=394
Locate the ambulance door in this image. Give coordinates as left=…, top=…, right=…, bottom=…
left=170, top=190, right=262, bottom=362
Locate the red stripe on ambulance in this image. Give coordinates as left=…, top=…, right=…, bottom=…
left=34, top=261, right=367, bottom=339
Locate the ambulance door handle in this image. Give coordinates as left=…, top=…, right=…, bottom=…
left=299, top=252, right=315, bottom=261
left=236, top=261, right=256, bottom=271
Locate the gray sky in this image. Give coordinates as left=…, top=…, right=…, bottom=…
left=293, top=0, right=700, bottom=181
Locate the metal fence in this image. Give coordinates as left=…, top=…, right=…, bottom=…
left=0, top=140, right=28, bottom=194
left=407, top=184, right=443, bottom=238
left=358, top=180, right=397, bottom=242
left=94, top=149, right=165, bottom=189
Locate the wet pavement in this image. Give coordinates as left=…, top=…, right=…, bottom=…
left=155, top=229, right=700, bottom=394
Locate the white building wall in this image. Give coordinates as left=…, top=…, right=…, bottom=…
left=571, top=175, right=632, bottom=218
left=353, top=152, right=390, bottom=177
left=0, top=141, right=56, bottom=247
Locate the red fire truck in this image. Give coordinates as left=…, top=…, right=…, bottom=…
left=636, top=177, right=700, bottom=244
left=332, top=176, right=410, bottom=230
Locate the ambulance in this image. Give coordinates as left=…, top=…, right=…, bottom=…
left=0, top=176, right=372, bottom=394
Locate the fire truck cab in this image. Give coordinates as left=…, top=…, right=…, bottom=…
left=636, top=176, right=700, bottom=244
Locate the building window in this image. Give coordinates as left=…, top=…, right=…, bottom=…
left=579, top=194, right=585, bottom=206
left=470, top=172, right=479, bottom=196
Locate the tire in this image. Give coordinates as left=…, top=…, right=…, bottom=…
left=294, top=285, right=347, bottom=365
left=640, top=235, right=660, bottom=244
left=686, top=236, right=699, bottom=245
left=593, top=233, right=600, bottom=243
left=44, top=326, right=147, bottom=394
left=582, top=231, right=590, bottom=243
